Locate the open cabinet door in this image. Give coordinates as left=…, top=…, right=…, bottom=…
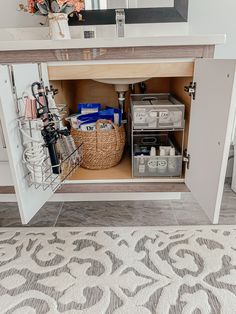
left=186, top=59, right=236, bottom=224
left=0, top=64, right=55, bottom=224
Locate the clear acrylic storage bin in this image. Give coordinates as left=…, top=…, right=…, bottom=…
left=133, top=155, right=182, bottom=177
left=132, top=133, right=182, bottom=177
left=131, top=93, right=185, bottom=130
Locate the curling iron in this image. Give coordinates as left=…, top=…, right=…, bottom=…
left=31, top=82, right=69, bottom=175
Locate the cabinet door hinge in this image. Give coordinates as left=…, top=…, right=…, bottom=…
left=184, top=82, right=196, bottom=100
left=183, top=149, right=190, bottom=170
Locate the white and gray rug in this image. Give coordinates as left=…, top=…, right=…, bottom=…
left=0, top=226, right=236, bottom=314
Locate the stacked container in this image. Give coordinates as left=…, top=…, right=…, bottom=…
left=131, top=93, right=185, bottom=178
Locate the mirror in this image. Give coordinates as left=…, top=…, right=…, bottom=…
left=69, top=0, right=188, bottom=25
left=84, top=0, right=174, bottom=10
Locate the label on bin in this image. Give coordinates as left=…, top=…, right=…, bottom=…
left=159, top=111, right=169, bottom=123
left=134, top=109, right=146, bottom=124
left=157, top=160, right=168, bottom=169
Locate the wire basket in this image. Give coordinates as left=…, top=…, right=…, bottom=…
left=18, top=118, right=83, bottom=191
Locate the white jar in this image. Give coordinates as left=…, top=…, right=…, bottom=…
left=48, top=13, right=71, bottom=40
left=150, top=147, right=156, bottom=157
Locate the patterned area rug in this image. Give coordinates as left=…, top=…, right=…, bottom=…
left=0, top=226, right=236, bottom=314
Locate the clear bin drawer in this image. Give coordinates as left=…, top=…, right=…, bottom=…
left=131, top=93, right=185, bottom=130
left=132, top=132, right=182, bottom=178
left=133, top=155, right=182, bottom=177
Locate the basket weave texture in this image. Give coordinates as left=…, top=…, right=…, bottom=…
left=71, top=119, right=126, bottom=170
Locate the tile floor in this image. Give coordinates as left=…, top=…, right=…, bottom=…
left=0, top=183, right=235, bottom=227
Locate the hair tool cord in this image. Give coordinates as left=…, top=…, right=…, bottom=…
left=31, top=82, right=62, bottom=175
left=20, top=124, right=47, bottom=184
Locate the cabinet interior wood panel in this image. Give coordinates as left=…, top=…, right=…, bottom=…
left=170, top=77, right=193, bottom=152
left=52, top=77, right=172, bottom=113
left=69, top=153, right=132, bottom=180
left=51, top=76, right=189, bottom=181
left=58, top=183, right=189, bottom=193
left=48, top=62, right=194, bottom=81
left=0, top=183, right=189, bottom=194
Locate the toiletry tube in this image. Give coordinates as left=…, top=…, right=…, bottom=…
left=67, top=115, right=79, bottom=129
left=160, top=148, right=166, bottom=157
left=159, top=146, right=172, bottom=156
left=170, top=147, right=176, bottom=156
left=150, top=147, right=156, bottom=157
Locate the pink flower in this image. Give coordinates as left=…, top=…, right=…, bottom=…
left=27, top=0, right=45, bottom=13
left=74, top=1, right=84, bottom=12
left=27, top=0, right=35, bottom=13
left=25, top=0, right=84, bottom=15
left=58, top=0, right=84, bottom=12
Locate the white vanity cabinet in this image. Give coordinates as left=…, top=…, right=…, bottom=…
left=0, top=118, right=13, bottom=186
left=0, top=59, right=236, bottom=225
left=0, top=119, right=7, bottom=161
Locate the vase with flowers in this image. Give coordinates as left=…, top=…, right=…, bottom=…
left=20, top=0, right=84, bottom=40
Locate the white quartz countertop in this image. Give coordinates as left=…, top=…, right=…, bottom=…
left=0, top=34, right=226, bottom=52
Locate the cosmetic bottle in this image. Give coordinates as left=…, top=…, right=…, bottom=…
left=150, top=146, right=156, bottom=157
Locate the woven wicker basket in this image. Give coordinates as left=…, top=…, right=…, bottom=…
left=71, top=119, right=126, bottom=170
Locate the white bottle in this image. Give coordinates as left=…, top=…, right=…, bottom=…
left=168, top=147, right=177, bottom=174
left=150, top=147, right=156, bottom=157
left=139, top=154, right=146, bottom=174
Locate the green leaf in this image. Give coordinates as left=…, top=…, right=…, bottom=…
left=60, top=5, right=75, bottom=15
left=36, top=3, right=48, bottom=15
left=51, top=1, right=60, bottom=13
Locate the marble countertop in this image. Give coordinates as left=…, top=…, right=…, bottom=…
left=0, top=34, right=226, bottom=52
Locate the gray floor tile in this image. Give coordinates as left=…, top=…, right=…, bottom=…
left=0, top=185, right=235, bottom=228
left=56, top=201, right=177, bottom=227
left=0, top=203, right=21, bottom=219
left=220, top=189, right=236, bottom=224
left=171, top=194, right=211, bottom=225
left=0, top=218, right=22, bottom=227
left=173, top=209, right=210, bottom=225
left=219, top=214, right=236, bottom=225
left=28, top=202, right=63, bottom=227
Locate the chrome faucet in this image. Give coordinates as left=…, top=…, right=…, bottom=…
left=115, top=9, right=125, bottom=37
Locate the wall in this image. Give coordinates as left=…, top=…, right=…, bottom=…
left=1, top=0, right=177, bottom=28
left=189, top=0, right=236, bottom=182
left=189, top=0, right=236, bottom=58
left=0, top=0, right=188, bottom=36
left=2, top=0, right=236, bottom=56
left=0, top=1, right=45, bottom=28
left=1, top=0, right=175, bottom=28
